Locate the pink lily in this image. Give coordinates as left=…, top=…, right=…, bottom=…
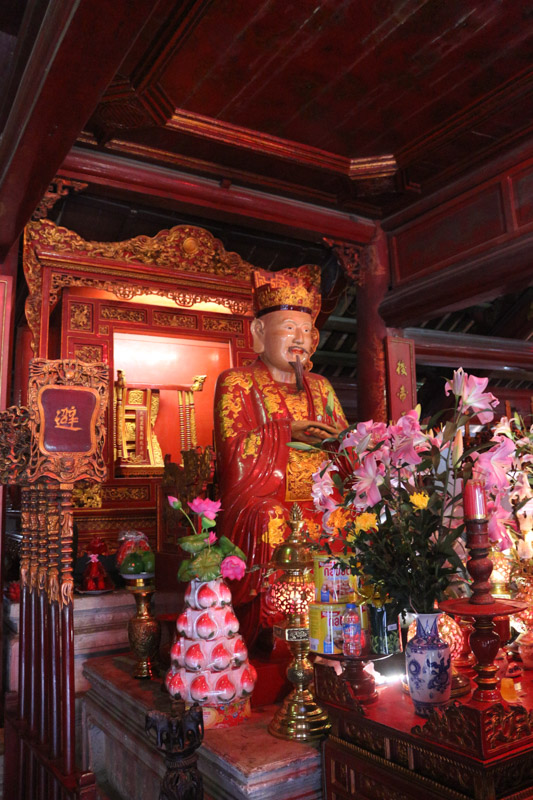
left=473, top=435, right=515, bottom=493
left=445, top=368, right=498, bottom=424
left=486, top=499, right=513, bottom=549
left=311, top=461, right=339, bottom=512
left=354, top=453, right=384, bottom=508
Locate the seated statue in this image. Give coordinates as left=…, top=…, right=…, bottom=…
left=214, top=265, right=347, bottom=645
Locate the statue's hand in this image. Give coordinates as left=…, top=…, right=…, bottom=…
left=291, top=419, right=339, bottom=443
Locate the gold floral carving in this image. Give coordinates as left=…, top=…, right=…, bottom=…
left=286, top=450, right=324, bottom=501
left=75, top=515, right=156, bottom=535
left=203, top=317, right=243, bottom=333
left=74, top=345, right=104, bottom=363
left=101, top=486, right=150, bottom=502
left=153, top=310, right=198, bottom=329
left=32, top=178, right=88, bottom=220
left=72, top=484, right=103, bottom=508
left=26, top=219, right=253, bottom=276
left=99, top=325, right=109, bottom=335
left=128, top=391, right=144, bottom=405
left=0, top=406, right=31, bottom=484
left=70, top=303, right=92, bottom=331
left=101, top=305, right=146, bottom=323
left=323, top=238, right=365, bottom=285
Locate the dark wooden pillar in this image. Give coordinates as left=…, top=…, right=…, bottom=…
left=356, top=226, right=389, bottom=422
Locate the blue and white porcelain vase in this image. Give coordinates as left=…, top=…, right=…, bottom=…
left=405, top=612, right=452, bottom=717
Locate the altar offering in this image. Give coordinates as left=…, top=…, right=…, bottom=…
left=313, top=554, right=356, bottom=604
left=309, top=603, right=346, bottom=654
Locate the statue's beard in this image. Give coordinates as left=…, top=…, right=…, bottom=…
left=288, top=354, right=304, bottom=391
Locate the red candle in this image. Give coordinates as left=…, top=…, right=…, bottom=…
left=463, top=479, right=487, bottom=520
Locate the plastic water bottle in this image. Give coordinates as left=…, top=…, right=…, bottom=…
left=342, top=603, right=362, bottom=656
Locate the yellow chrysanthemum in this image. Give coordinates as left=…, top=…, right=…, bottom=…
left=354, top=512, right=378, bottom=534
left=328, top=507, right=352, bottom=532
left=410, top=492, right=429, bottom=510
left=305, top=519, right=321, bottom=540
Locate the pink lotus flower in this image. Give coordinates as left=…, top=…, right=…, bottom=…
left=445, top=368, right=498, bottom=424
left=188, top=497, right=222, bottom=520
left=220, top=555, right=246, bottom=581
left=207, top=531, right=217, bottom=545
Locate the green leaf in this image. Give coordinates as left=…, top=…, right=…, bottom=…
left=288, top=442, right=317, bottom=451
left=442, top=421, right=456, bottom=445
left=177, top=534, right=208, bottom=554
left=232, top=544, right=247, bottom=562
left=217, top=535, right=236, bottom=555
left=201, top=517, right=216, bottom=530
left=325, top=389, right=335, bottom=418
left=177, top=559, right=195, bottom=581
left=191, top=548, right=222, bottom=581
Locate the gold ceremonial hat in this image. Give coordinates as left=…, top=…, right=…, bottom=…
left=251, top=264, right=321, bottom=322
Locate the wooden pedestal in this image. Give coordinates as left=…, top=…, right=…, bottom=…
left=315, top=662, right=533, bottom=799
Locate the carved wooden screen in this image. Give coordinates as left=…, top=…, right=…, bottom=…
left=22, top=220, right=257, bottom=557
left=2, top=358, right=108, bottom=800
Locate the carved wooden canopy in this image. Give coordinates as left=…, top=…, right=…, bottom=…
left=23, top=219, right=258, bottom=356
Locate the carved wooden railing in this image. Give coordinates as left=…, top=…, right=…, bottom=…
left=2, top=359, right=108, bottom=800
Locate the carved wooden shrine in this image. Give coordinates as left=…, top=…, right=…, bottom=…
left=2, top=358, right=108, bottom=800
left=20, top=219, right=258, bottom=572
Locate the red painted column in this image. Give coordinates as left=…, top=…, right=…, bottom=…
left=0, top=243, right=18, bottom=719
left=356, top=225, right=389, bottom=422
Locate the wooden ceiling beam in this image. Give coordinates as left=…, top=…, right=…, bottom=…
left=0, top=0, right=172, bottom=259
left=380, top=232, right=533, bottom=327
left=59, top=148, right=376, bottom=245
left=405, top=327, right=533, bottom=371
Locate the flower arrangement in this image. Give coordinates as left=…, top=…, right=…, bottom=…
left=305, top=368, right=515, bottom=616
left=168, top=496, right=247, bottom=582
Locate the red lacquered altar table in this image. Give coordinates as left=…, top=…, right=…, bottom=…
left=315, top=661, right=533, bottom=800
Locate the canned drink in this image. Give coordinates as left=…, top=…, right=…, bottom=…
left=313, top=554, right=356, bottom=604
left=309, top=603, right=346, bottom=654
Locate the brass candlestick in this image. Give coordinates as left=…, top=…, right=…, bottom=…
left=124, top=574, right=161, bottom=679
left=268, top=505, right=330, bottom=741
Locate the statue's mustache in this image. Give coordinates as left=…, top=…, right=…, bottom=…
left=288, top=354, right=304, bottom=391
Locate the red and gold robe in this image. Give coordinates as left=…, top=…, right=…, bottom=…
left=214, top=358, right=347, bottom=637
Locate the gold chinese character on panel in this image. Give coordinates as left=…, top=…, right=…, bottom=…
left=396, top=385, right=408, bottom=402
left=396, top=359, right=407, bottom=376
left=54, top=405, right=82, bottom=431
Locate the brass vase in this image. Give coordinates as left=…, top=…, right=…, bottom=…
left=124, top=574, right=161, bottom=679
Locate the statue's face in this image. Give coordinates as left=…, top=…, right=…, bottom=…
left=252, top=309, right=318, bottom=379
